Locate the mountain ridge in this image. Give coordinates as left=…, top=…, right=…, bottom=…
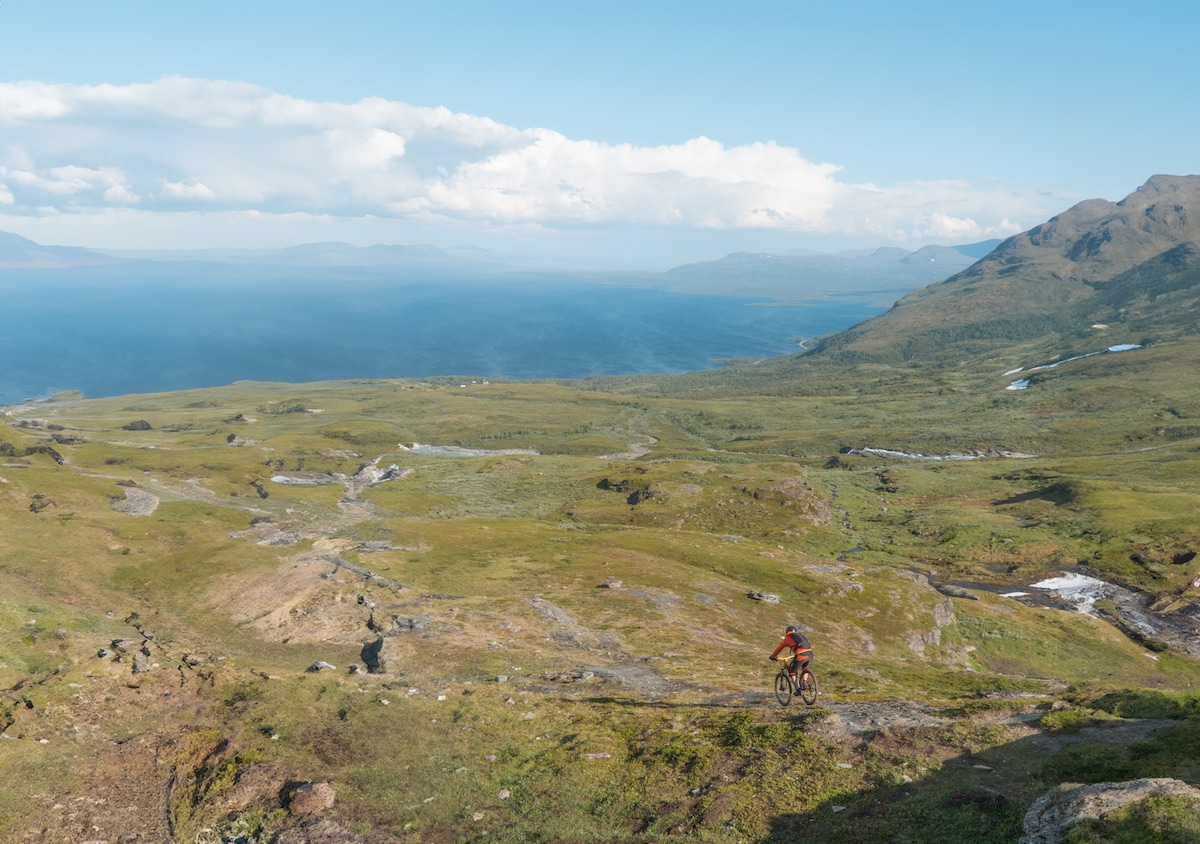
left=813, top=174, right=1200, bottom=361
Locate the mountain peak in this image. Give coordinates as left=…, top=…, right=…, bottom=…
left=815, top=175, right=1200, bottom=362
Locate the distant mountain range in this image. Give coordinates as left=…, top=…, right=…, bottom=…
left=659, top=242, right=999, bottom=301
left=815, top=174, right=1200, bottom=363
left=0, top=231, right=123, bottom=269
left=0, top=229, right=1001, bottom=306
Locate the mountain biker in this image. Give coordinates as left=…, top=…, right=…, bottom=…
left=769, top=625, right=813, bottom=692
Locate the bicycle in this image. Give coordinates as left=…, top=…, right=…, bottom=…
left=772, top=657, right=818, bottom=706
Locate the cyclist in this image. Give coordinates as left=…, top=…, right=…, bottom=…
left=769, top=625, right=813, bottom=693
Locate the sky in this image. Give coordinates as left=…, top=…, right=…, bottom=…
left=1, top=0, right=1197, bottom=268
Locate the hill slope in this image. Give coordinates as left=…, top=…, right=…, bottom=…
left=4, top=357, right=1200, bottom=841
left=816, top=174, right=1200, bottom=362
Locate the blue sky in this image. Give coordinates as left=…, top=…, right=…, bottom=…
left=0, top=1, right=1196, bottom=266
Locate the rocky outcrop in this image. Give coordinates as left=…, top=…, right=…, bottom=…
left=360, top=637, right=385, bottom=673
left=112, top=485, right=160, bottom=516
left=287, top=781, right=337, bottom=817
left=1021, top=778, right=1200, bottom=844
left=24, top=445, right=64, bottom=464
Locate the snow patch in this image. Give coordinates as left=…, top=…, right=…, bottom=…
left=1030, top=572, right=1113, bottom=614
left=1003, top=344, right=1143, bottom=390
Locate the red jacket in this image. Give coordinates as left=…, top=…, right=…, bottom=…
left=770, top=631, right=813, bottom=661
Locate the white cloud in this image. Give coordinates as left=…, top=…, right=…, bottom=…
left=0, top=77, right=1068, bottom=250
left=161, top=180, right=216, bottom=200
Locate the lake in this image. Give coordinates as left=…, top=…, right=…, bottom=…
left=0, top=266, right=885, bottom=404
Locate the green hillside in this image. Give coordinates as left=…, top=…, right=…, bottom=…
left=3, top=337, right=1200, bottom=842
left=5, top=181, right=1200, bottom=841
left=814, top=175, right=1200, bottom=365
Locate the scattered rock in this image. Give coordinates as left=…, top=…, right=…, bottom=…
left=1021, top=778, right=1200, bottom=844
left=937, top=584, right=979, bottom=600
left=121, top=419, right=152, bottom=431
left=895, top=570, right=931, bottom=588
left=934, top=598, right=956, bottom=628
left=600, top=579, right=623, bottom=589
left=112, top=486, right=160, bottom=516
left=288, top=781, right=337, bottom=817
left=748, top=591, right=780, bottom=604
left=306, top=661, right=337, bottom=672
left=209, top=759, right=290, bottom=817
left=360, top=637, right=385, bottom=674
left=110, top=638, right=145, bottom=654
left=528, top=598, right=576, bottom=625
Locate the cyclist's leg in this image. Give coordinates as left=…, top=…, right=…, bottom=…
left=794, top=657, right=810, bottom=694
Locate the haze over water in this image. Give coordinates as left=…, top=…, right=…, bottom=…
left=0, top=272, right=883, bottom=404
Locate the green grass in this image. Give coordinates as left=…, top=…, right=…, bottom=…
left=6, top=341, right=1200, bottom=840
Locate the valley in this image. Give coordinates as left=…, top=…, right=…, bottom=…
left=4, top=177, right=1200, bottom=842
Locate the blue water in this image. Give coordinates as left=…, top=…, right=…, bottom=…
left=0, top=266, right=884, bottom=403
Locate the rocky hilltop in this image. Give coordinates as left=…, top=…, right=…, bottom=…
left=818, top=174, right=1200, bottom=360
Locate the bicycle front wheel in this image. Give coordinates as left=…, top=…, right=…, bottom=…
left=773, top=670, right=793, bottom=706
left=798, top=671, right=818, bottom=705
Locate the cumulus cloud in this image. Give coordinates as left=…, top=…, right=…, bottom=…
left=0, top=77, right=1060, bottom=247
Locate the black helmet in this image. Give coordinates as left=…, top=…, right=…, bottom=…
left=785, top=625, right=798, bottom=635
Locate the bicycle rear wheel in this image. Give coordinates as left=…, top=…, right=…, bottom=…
left=773, top=670, right=793, bottom=706
left=798, top=671, right=818, bottom=705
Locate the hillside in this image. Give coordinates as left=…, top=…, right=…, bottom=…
left=815, top=174, right=1200, bottom=363
left=5, top=185, right=1200, bottom=841
left=4, top=336, right=1200, bottom=841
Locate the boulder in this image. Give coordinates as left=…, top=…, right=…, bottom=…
left=131, top=652, right=152, bottom=673
left=748, top=591, right=780, bottom=604
left=1021, top=778, right=1200, bottom=844
left=288, top=781, right=337, bottom=817
left=360, top=637, right=385, bottom=673
left=110, top=638, right=144, bottom=654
